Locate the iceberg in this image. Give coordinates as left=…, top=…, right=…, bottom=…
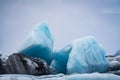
left=51, top=45, right=72, bottom=74
left=67, top=36, right=108, bottom=74
left=115, top=50, right=120, bottom=56
left=19, top=23, right=54, bottom=65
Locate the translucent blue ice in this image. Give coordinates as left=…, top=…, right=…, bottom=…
left=51, top=45, right=72, bottom=74
left=67, top=36, right=108, bottom=74
left=19, top=23, right=54, bottom=64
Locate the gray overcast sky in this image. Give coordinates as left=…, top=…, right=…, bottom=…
left=0, top=0, right=120, bottom=55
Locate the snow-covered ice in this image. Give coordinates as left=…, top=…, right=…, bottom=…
left=0, top=52, right=8, bottom=61
left=67, top=36, right=108, bottom=74
left=0, top=73, right=120, bottom=80
left=19, top=23, right=54, bottom=64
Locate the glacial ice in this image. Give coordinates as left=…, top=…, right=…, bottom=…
left=0, top=73, right=120, bottom=80
left=67, top=36, right=108, bottom=74
left=17, top=22, right=110, bottom=76
left=51, top=45, right=72, bottom=74
left=19, top=23, right=54, bottom=64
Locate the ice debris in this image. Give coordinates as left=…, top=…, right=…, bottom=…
left=0, top=73, right=120, bottom=80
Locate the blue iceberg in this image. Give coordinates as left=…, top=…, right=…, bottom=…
left=19, top=23, right=54, bottom=64
left=67, top=36, right=108, bottom=74
left=51, top=45, right=72, bottom=74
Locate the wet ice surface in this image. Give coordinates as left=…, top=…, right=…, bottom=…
left=0, top=73, right=120, bottom=80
